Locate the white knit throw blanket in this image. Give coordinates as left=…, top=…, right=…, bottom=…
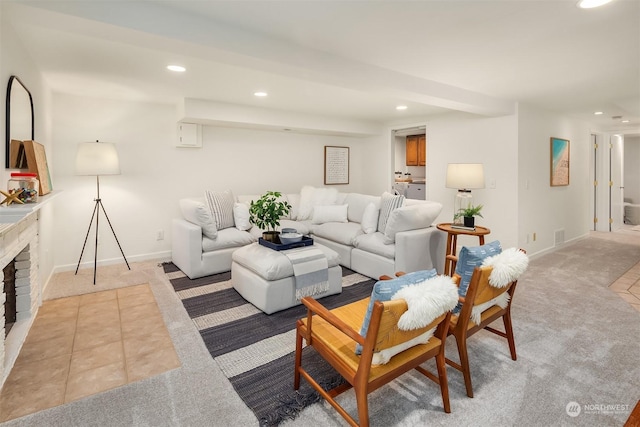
left=283, top=246, right=329, bottom=300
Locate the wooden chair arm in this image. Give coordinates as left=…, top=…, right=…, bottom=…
left=301, top=297, right=365, bottom=346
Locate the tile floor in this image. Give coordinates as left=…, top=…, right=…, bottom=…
left=609, top=260, right=640, bottom=312
left=0, top=283, right=180, bottom=422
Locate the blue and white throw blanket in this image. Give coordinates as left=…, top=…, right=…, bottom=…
left=283, top=246, right=329, bottom=300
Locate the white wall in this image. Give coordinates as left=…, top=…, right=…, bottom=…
left=624, top=136, right=640, bottom=204
left=50, top=94, right=387, bottom=271
left=423, top=112, right=519, bottom=250
left=517, top=103, right=592, bottom=254
left=0, top=11, right=55, bottom=289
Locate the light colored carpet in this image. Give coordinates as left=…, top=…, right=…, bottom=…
left=5, top=232, right=640, bottom=426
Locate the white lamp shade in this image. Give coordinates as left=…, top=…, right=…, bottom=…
left=446, top=163, right=485, bottom=189
left=76, top=142, right=121, bottom=175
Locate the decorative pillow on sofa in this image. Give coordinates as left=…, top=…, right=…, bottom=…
left=382, top=202, right=442, bottom=244
left=453, top=240, right=502, bottom=314
left=361, top=202, right=379, bottom=234
left=377, top=192, right=405, bottom=233
left=204, top=190, right=235, bottom=230
left=298, top=186, right=339, bottom=221
left=312, top=204, right=348, bottom=224
left=179, top=198, right=218, bottom=239
left=355, top=269, right=437, bottom=354
left=233, top=202, right=251, bottom=231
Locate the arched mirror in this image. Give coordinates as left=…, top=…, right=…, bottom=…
left=5, top=76, right=35, bottom=168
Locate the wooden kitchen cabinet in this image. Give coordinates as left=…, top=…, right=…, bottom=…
left=406, top=135, right=426, bottom=166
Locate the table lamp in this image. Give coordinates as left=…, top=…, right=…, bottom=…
left=446, top=163, right=485, bottom=225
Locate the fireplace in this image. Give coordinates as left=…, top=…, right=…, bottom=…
left=3, top=260, right=16, bottom=336
left=0, top=213, right=40, bottom=385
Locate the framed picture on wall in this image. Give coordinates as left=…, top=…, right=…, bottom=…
left=324, top=146, right=349, bottom=185
left=550, top=137, right=570, bottom=187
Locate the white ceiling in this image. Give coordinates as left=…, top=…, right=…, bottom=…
left=4, top=0, right=639, bottom=132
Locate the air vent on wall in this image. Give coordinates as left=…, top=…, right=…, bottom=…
left=176, top=122, right=202, bottom=148
left=554, top=229, right=565, bottom=246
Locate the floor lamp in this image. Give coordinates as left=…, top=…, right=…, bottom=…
left=446, top=163, right=485, bottom=225
left=75, top=141, right=130, bottom=284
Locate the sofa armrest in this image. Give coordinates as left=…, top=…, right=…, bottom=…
left=172, top=218, right=204, bottom=278
left=394, top=227, right=447, bottom=274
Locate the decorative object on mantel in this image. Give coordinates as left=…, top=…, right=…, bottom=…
left=5, top=75, right=35, bottom=169
left=249, top=191, right=291, bottom=243
left=23, top=140, right=52, bottom=195
left=75, top=140, right=130, bottom=284
left=7, top=172, right=39, bottom=203
left=0, top=189, right=24, bottom=206
left=445, top=163, right=485, bottom=225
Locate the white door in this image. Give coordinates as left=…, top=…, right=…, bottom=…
left=610, top=135, right=624, bottom=231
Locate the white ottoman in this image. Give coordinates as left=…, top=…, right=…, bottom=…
left=231, top=242, right=342, bottom=314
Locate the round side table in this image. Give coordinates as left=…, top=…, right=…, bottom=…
left=436, top=223, right=491, bottom=276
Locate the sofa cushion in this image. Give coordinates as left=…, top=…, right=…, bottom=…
left=344, top=193, right=380, bottom=223
left=453, top=240, right=502, bottom=314
left=382, top=202, right=442, bottom=244
left=298, top=186, right=339, bottom=220
left=202, top=227, right=256, bottom=252
left=312, top=222, right=363, bottom=246
left=179, top=198, right=218, bottom=239
left=353, top=232, right=395, bottom=259
left=312, top=204, right=348, bottom=224
left=233, top=202, right=252, bottom=231
left=287, top=193, right=300, bottom=220
left=205, top=190, right=235, bottom=230
left=355, top=269, right=438, bottom=354
left=361, top=202, right=379, bottom=234
left=377, top=192, right=405, bottom=232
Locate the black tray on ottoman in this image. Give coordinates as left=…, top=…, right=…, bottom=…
left=258, top=236, right=314, bottom=251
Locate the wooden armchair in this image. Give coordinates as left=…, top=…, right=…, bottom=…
left=446, top=253, right=523, bottom=398
left=294, top=281, right=454, bottom=427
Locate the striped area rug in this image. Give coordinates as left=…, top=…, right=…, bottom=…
left=163, top=263, right=375, bottom=426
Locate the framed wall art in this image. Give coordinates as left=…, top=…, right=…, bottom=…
left=550, top=137, right=570, bottom=187
left=324, top=146, right=349, bottom=185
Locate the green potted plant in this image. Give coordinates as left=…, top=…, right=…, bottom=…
left=249, top=191, right=292, bottom=242
left=454, top=204, right=483, bottom=228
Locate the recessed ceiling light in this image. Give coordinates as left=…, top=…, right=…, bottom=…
left=622, top=119, right=630, bottom=123
left=577, top=0, right=612, bottom=8
left=594, top=111, right=604, bottom=115
left=396, top=105, right=408, bottom=111
left=167, top=65, right=186, bottom=72
left=254, top=91, right=268, bottom=97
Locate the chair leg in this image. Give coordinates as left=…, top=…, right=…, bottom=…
left=435, top=351, right=451, bottom=413
left=455, top=334, right=474, bottom=398
left=503, top=312, right=517, bottom=361
left=294, top=327, right=303, bottom=390
left=355, top=387, right=370, bottom=427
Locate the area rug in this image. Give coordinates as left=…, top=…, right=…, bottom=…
left=163, top=263, right=375, bottom=426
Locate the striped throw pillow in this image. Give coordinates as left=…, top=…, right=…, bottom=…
left=205, top=190, right=235, bottom=231
left=377, top=192, right=405, bottom=232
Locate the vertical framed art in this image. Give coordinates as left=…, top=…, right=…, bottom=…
left=324, top=146, right=349, bottom=185
left=550, top=137, right=569, bottom=187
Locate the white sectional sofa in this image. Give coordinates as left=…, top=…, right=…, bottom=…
left=171, top=186, right=446, bottom=280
